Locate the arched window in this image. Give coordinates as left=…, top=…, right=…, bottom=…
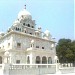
left=0, top=56, right=2, bottom=64
left=42, top=56, right=47, bottom=64
left=32, top=26, right=34, bottom=28
left=31, top=44, right=32, bottom=47
left=36, top=56, right=40, bottom=64
left=23, top=23, right=25, bottom=26
left=48, top=57, right=52, bottom=64
left=19, top=28, right=21, bottom=31
left=16, top=27, right=20, bottom=31
left=28, top=24, right=30, bottom=27
left=25, top=31, right=26, bottom=33
left=17, top=28, right=19, bottom=31
left=27, top=56, right=30, bottom=64
left=16, top=27, right=17, bottom=30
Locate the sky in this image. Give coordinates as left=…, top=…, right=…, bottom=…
left=0, top=0, right=74, bottom=42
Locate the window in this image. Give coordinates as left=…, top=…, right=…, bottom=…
left=42, top=56, right=47, bottom=64
left=16, top=27, right=20, bottom=31
left=3, top=46, right=4, bottom=49
left=57, top=60, right=59, bottom=63
left=25, top=31, right=26, bottom=33
left=31, top=44, right=34, bottom=48
left=27, top=56, right=30, bottom=64
left=17, top=28, right=19, bottom=31
left=32, top=26, right=34, bottom=28
left=23, top=23, right=25, bottom=25
left=0, top=56, right=2, bottom=64
left=31, top=44, right=32, bottom=47
left=48, top=57, right=52, bottom=64
left=16, top=27, right=17, bottom=30
left=16, top=60, right=20, bottom=64
left=28, top=24, right=30, bottom=27
left=36, top=46, right=39, bottom=48
left=35, top=33, right=36, bottom=35
left=36, top=56, right=40, bottom=64
left=19, top=28, right=21, bottom=31
left=42, top=47, right=44, bottom=49
left=30, top=33, right=32, bottom=35
left=8, top=43, right=10, bottom=47
left=17, top=43, right=21, bottom=48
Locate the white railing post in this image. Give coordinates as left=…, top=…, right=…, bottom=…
left=2, top=63, right=10, bottom=75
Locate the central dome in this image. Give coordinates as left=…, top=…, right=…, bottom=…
left=18, top=9, right=32, bottom=19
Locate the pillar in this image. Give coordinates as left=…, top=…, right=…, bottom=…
left=3, top=51, right=10, bottom=75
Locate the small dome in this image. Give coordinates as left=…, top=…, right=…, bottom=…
left=44, top=30, right=51, bottom=36
left=13, top=20, right=20, bottom=26
left=54, top=56, right=58, bottom=60
left=51, top=44, right=54, bottom=47
left=0, top=32, right=5, bottom=36
left=38, top=26, right=41, bottom=29
left=4, top=51, right=10, bottom=57
left=38, top=26, right=42, bottom=31
left=18, top=9, right=32, bottom=19
left=0, top=31, right=4, bottom=34
left=35, top=30, right=39, bottom=33
left=31, top=40, right=34, bottom=43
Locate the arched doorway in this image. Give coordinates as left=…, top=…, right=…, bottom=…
left=36, top=56, right=40, bottom=64
left=0, top=56, right=2, bottom=64
left=27, top=56, right=30, bottom=64
left=42, top=56, right=47, bottom=64
left=48, top=57, right=52, bottom=64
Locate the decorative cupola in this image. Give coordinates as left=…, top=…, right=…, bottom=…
left=13, top=19, right=20, bottom=26
left=0, top=32, right=5, bottom=38
left=38, top=26, right=41, bottom=31
left=35, top=26, right=42, bottom=37
left=54, top=56, right=59, bottom=63
left=43, top=30, right=52, bottom=40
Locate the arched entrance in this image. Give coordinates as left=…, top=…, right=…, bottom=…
left=0, top=56, right=2, bottom=64
left=36, top=56, right=40, bottom=64
left=27, top=56, right=30, bottom=64
left=48, top=57, right=52, bottom=64
left=42, top=56, right=47, bottom=64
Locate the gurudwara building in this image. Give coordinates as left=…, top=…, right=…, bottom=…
left=0, top=7, right=57, bottom=65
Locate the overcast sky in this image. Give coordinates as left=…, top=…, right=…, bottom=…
left=0, top=0, right=74, bottom=42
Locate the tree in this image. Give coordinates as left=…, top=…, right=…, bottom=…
left=56, top=38, right=74, bottom=63
left=71, top=41, right=75, bottom=66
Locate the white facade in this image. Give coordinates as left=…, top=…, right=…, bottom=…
left=0, top=7, right=56, bottom=65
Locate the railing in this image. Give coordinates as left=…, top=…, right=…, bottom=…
left=59, top=63, right=74, bottom=68
left=9, top=64, right=57, bottom=75
left=9, top=64, right=56, bottom=70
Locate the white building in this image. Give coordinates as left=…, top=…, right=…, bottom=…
left=0, top=7, right=56, bottom=65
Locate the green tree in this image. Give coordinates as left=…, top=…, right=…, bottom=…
left=71, top=41, right=75, bottom=66
left=56, top=38, right=72, bottom=63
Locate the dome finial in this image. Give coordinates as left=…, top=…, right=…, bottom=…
left=24, top=5, right=26, bottom=9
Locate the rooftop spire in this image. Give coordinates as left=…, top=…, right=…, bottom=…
left=24, top=5, right=26, bottom=9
